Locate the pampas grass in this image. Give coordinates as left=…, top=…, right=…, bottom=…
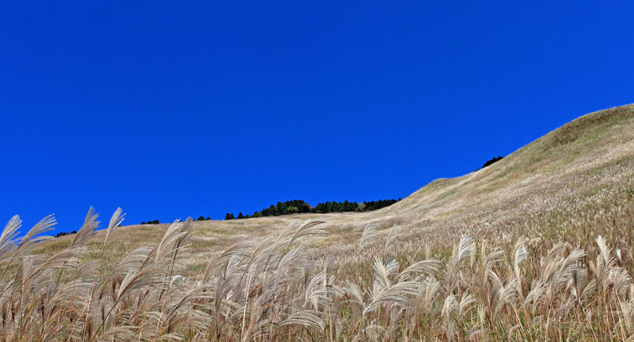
left=1, top=104, right=632, bottom=340
left=2, top=205, right=634, bottom=340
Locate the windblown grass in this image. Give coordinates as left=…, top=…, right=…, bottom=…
left=2, top=198, right=634, bottom=341
left=3, top=104, right=634, bottom=340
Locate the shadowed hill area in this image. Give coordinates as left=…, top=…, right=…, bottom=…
left=35, top=104, right=634, bottom=273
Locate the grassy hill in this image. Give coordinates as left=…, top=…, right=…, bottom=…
left=12, top=104, right=634, bottom=340
left=39, top=104, right=634, bottom=270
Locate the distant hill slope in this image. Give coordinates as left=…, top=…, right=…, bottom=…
left=38, top=104, right=634, bottom=273
left=373, top=104, right=634, bottom=249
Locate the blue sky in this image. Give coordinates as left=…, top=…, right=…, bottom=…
left=1, top=1, right=633, bottom=233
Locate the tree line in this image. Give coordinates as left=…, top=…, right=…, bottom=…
left=476, top=156, right=504, bottom=171
left=54, top=230, right=77, bottom=238
left=136, top=156, right=506, bottom=225
left=224, top=198, right=400, bottom=220
left=140, top=219, right=160, bottom=225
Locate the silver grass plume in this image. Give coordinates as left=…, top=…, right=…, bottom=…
left=611, top=268, right=632, bottom=298
left=542, top=242, right=565, bottom=268
left=513, top=236, right=528, bottom=295
left=155, top=219, right=192, bottom=263
left=480, top=247, right=505, bottom=284
left=398, top=259, right=440, bottom=282
left=204, top=239, right=257, bottom=281
left=363, top=281, right=419, bottom=315
left=39, top=247, right=86, bottom=271
left=456, top=234, right=475, bottom=265
left=372, top=258, right=399, bottom=291
left=343, top=280, right=366, bottom=310
left=561, top=247, right=586, bottom=272
left=442, top=294, right=459, bottom=319
left=445, top=234, right=474, bottom=294
left=596, top=235, right=616, bottom=269
left=104, top=207, right=125, bottom=249
left=15, top=214, right=55, bottom=256
left=442, top=294, right=459, bottom=341
left=71, top=207, right=100, bottom=249
left=513, top=236, right=528, bottom=275
left=413, top=276, right=440, bottom=312
left=281, top=220, right=326, bottom=250
left=459, top=293, right=476, bottom=317
left=448, top=234, right=475, bottom=272
left=360, top=224, right=380, bottom=248
left=272, top=220, right=325, bottom=251
left=494, top=279, right=518, bottom=315
left=0, top=215, right=21, bottom=261
left=384, top=224, right=402, bottom=250
left=109, top=245, right=156, bottom=278
left=279, top=309, right=325, bottom=331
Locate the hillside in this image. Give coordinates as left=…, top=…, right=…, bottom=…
left=16, top=104, right=634, bottom=341
left=36, top=104, right=634, bottom=271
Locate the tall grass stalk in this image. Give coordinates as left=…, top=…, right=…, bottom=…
left=0, top=195, right=633, bottom=340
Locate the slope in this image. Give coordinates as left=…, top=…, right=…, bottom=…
left=36, top=104, right=634, bottom=273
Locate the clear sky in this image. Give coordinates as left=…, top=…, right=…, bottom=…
left=1, top=1, right=633, bottom=233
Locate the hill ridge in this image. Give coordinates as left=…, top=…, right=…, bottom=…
left=39, top=104, right=634, bottom=269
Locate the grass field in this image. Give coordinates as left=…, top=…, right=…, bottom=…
left=3, top=104, right=634, bottom=340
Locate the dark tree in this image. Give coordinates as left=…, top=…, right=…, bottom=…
left=480, top=156, right=504, bottom=170
left=276, top=202, right=287, bottom=216
left=55, top=230, right=77, bottom=238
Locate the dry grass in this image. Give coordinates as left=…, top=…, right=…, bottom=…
left=3, top=104, right=634, bottom=340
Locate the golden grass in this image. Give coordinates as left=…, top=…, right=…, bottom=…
left=3, top=103, right=633, bottom=340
